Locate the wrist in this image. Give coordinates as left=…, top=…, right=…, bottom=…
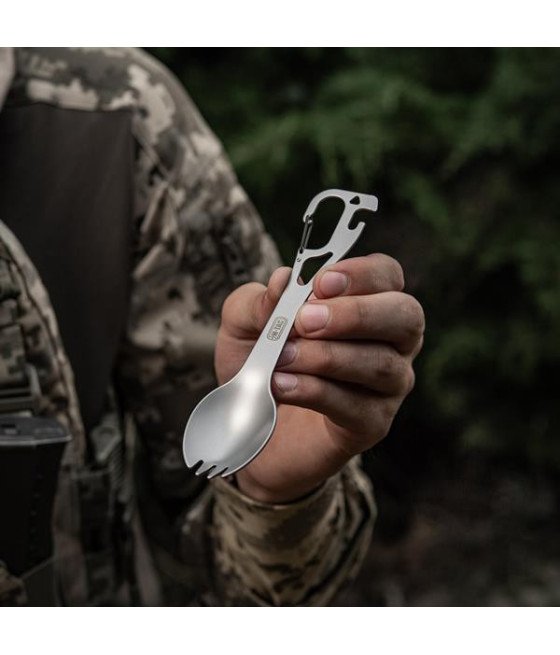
left=235, top=467, right=324, bottom=504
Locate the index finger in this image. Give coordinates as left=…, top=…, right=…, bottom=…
left=295, top=291, right=425, bottom=355
left=313, top=253, right=405, bottom=299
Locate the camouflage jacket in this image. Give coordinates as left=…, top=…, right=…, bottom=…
left=0, top=47, right=375, bottom=606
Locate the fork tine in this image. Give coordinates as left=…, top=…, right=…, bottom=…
left=196, top=462, right=216, bottom=477
left=190, top=460, right=205, bottom=474
left=207, top=465, right=228, bottom=480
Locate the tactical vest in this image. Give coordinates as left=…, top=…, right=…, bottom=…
left=0, top=220, right=139, bottom=606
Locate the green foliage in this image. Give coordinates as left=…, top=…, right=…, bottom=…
left=150, top=48, right=560, bottom=471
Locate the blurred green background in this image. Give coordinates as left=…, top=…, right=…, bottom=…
left=150, top=48, right=560, bottom=605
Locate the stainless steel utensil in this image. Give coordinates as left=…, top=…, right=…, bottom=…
left=182, top=189, right=379, bottom=479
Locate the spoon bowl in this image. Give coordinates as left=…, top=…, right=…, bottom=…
left=183, top=365, right=277, bottom=477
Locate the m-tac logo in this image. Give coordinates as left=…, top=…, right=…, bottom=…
left=267, top=316, right=288, bottom=341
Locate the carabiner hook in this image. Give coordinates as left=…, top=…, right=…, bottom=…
left=297, top=189, right=378, bottom=259
left=298, top=215, right=314, bottom=253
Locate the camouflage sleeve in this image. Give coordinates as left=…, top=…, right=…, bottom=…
left=93, top=49, right=377, bottom=605
left=211, top=457, right=376, bottom=605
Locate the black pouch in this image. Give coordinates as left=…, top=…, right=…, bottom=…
left=0, top=416, right=70, bottom=605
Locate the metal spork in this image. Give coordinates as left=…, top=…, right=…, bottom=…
left=182, top=189, right=379, bottom=479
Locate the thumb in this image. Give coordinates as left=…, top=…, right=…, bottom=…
left=221, top=267, right=292, bottom=337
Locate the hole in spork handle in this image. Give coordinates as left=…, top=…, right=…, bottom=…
left=305, top=196, right=345, bottom=249
left=297, top=253, right=332, bottom=285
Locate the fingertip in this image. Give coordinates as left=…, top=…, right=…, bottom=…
left=314, top=270, right=349, bottom=298
left=272, top=372, right=298, bottom=394
left=266, top=266, right=292, bottom=304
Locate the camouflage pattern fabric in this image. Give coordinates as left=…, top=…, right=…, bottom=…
left=2, top=47, right=376, bottom=605
left=0, top=224, right=86, bottom=458
left=0, top=256, right=27, bottom=388
left=212, top=458, right=376, bottom=605
left=0, top=220, right=89, bottom=603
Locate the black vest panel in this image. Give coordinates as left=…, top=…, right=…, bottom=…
left=0, top=103, right=134, bottom=432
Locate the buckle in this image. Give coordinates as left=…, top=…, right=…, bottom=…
left=0, top=364, right=41, bottom=414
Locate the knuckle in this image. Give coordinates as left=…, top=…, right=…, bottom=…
left=347, top=400, right=373, bottom=435
left=377, top=422, right=391, bottom=441
left=400, top=295, right=425, bottom=339
left=356, top=296, right=372, bottom=331
left=303, top=376, right=324, bottom=404
left=386, top=256, right=405, bottom=291
left=374, top=347, right=398, bottom=379
left=221, top=282, right=265, bottom=330
left=320, top=340, right=340, bottom=376
left=411, top=334, right=425, bottom=359
left=371, top=253, right=405, bottom=290
left=373, top=348, right=414, bottom=395
left=369, top=270, right=390, bottom=293
left=379, top=402, right=397, bottom=437
left=403, top=365, right=416, bottom=395
left=221, top=288, right=239, bottom=322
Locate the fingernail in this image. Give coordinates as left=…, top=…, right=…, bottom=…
left=273, top=372, right=298, bottom=392
left=320, top=271, right=348, bottom=297
left=299, top=304, right=329, bottom=332
left=276, top=341, right=297, bottom=368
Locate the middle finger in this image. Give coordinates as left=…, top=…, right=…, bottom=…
left=294, top=291, right=425, bottom=354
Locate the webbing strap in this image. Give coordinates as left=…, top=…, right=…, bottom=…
left=0, top=221, right=86, bottom=460
left=0, top=256, right=40, bottom=413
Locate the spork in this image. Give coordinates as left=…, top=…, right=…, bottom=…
left=182, top=189, right=379, bottom=479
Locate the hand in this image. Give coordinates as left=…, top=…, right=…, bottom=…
left=215, top=254, right=425, bottom=503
